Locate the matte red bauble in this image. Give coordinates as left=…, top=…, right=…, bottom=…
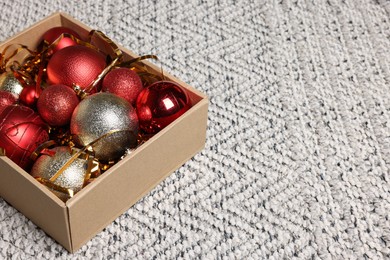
left=20, top=84, right=39, bottom=107
left=136, top=81, right=191, bottom=134
left=41, top=27, right=80, bottom=53
left=0, top=105, right=49, bottom=170
left=46, top=45, right=106, bottom=93
left=0, top=91, right=17, bottom=114
left=102, top=68, right=143, bottom=106
left=37, top=84, right=79, bottom=126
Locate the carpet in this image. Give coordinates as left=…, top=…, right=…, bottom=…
left=0, top=0, right=389, bottom=259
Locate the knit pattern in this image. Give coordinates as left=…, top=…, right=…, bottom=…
left=0, top=0, right=389, bottom=259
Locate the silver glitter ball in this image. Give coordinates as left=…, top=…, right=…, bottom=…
left=30, top=146, right=88, bottom=201
left=70, top=92, right=139, bottom=161
left=0, top=72, right=24, bottom=98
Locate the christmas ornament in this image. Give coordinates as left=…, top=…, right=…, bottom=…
left=102, top=68, right=143, bottom=106
left=70, top=92, right=138, bottom=161
left=0, top=105, right=49, bottom=170
left=31, top=146, right=89, bottom=201
left=0, top=72, right=24, bottom=98
left=19, top=84, right=39, bottom=107
left=41, top=26, right=80, bottom=53
left=136, top=81, right=191, bottom=134
left=46, top=45, right=106, bottom=93
left=37, top=84, right=79, bottom=126
left=0, top=91, right=17, bottom=114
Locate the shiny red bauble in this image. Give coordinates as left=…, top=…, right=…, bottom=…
left=0, top=105, right=49, bottom=170
left=136, top=81, right=191, bottom=134
left=46, top=45, right=106, bottom=93
left=41, top=27, right=80, bottom=53
left=0, top=91, right=17, bottom=114
left=37, top=84, right=79, bottom=126
left=102, top=68, right=143, bottom=106
left=20, top=84, right=39, bottom=107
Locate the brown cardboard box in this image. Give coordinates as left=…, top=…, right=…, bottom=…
left=0, top=12, right=208, bottom=253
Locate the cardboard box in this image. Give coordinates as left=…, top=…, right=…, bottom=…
left=0, top=12, right=208, bottom=253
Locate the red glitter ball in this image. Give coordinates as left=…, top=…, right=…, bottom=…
left=0, top=105, right=49, bottom=170
left=0, top=91, right=17, bottom=115
left=41, top=27, right=80, bottom=53
left=46, top=45, right=106, bottom=93
left=102, top=68, right=143, bottom=106
left=37, top=84, right=79, bottom=126
left=136, top=81, right=192, bottom=134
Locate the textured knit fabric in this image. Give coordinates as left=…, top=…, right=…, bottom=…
left=0, top=0, right=390, bottom=259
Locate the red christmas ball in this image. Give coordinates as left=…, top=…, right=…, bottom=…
left=102, top=68, right=143, bottom=106
left=37, top=84, right=79, bottom=126
left=46, top=45, right=106, bottom=93
left=0, top=91, right=17, bottom=114
left=136, top=81, right=192, bottom=134
left=41, top=27, right=80, bottom=53
left=20, top=84, right=39, bottom=107
left=0, top=105, right=49, bottom=170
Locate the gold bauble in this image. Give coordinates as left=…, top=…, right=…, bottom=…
left=70, top=92, right=139, bottom=161
left=30, top=146, right=89, bottom=201
left=0, top=72, right=24, bottom=98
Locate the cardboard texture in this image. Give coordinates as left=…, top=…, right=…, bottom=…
left=0, top=12, right=208, bottom=253
left=0, top=157, right=72, bottom=250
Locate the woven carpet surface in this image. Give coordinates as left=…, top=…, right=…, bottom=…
left=0, top=0, right=389, bottom=259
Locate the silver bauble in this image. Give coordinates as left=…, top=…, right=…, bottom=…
left=31, top=146, right=88, bottom=201
left=0, top=72, right=24, bottom=98
left=70, top=92, right=139, bottom=161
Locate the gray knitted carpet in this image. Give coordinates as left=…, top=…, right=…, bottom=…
left=0, top=0, right=390, bottom=259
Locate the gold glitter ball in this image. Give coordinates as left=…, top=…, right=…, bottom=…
left=70, top=92, right=139, bottom=161
left=0, top=72, right=24, bottom=98
left=30, top=146, right=89, bottom=201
